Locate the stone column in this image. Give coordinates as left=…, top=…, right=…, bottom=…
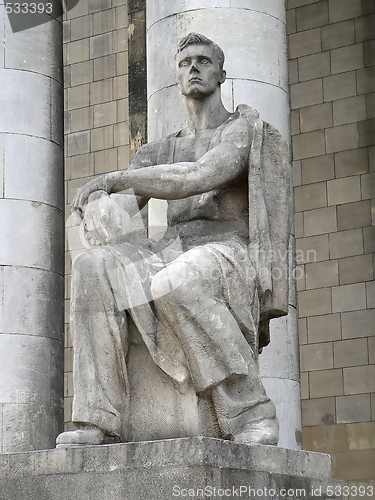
left=0, top=6, right=64, bottom=452
left=146, top=0, right=302, bottom=448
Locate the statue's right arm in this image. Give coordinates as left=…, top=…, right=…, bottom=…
left=71, top=141, right=159, bottom=215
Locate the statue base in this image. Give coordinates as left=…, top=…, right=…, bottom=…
left=0, top=437, right=345, bottom=499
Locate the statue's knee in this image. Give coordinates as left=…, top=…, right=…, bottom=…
left=151, top=261, right=192, bottom=303
left=72, top=248, right=108, bottom=275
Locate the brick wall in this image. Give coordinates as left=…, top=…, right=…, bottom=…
left=63, top=0, right=129, bottom=430
left=287, top=0, right=375, bottom=484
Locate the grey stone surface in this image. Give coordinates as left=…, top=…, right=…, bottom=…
left=0, top=438, right=345, bottom=500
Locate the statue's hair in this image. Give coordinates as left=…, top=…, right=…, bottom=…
left=177, top=33, right=225, bottom=71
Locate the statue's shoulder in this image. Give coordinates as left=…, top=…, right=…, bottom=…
left=235, top=104, right=260, bottom=124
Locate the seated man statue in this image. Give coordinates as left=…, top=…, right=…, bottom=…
left=57, top=33, right=291, bottom=447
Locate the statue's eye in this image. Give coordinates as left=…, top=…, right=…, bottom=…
left=200, top=58, right=210, bottom=64
left=179, top=60, right=190, bottom=67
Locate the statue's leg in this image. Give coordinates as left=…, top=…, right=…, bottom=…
left=151, top=244, right=278, bottom=445
left=57, top=247, right=130, bottom=446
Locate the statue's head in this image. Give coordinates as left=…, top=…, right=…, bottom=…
left=177, top=33, right=225, bottom=71
left=176, top=33, right=226, bottom=99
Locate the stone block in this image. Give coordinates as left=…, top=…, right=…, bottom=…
left=293, top=160, right=302, bottom=186
left=93, top=54, right=117, bottom=81
left=303, top=424, right=350, bottom=454
left=325, top=123, right=359, bottom=154
left=366, top=280, right=375, bottom=308
left=305, top=259, right=339, bottom=289
left=357, top=66, right=375, bottom=95
left=2, top=266, right=64, bottom=339
left=117, top=145, right=130, bottom=167
left=336, top=394, right=371, bottom=423
left=0, top=199, right=64, bottom=273
left=296, top=2, right=329, bottom=31
left=115, top=5, right=128, bottom=30
left=334, top=338, right=368, bottom=368
left=332, top=283, right=367, bottom=313
left=294, top=212, right=304, bottom=238
left=346, top=422, right=375, bottom=451
left=70, top=15, right=93, bottom=41
left=355, top=14, right=375, bottom=42
left=92, top=9, right=115, bottom=35
left=113, top=74, right=128, bottom=100
left=70, top=60, right=93, bottom=86
left=298, top=288, right=332, bottom=317
left=333, top=95, right=366, bottom=126
left=327, top=176, right=361, bottom=206
left=328, top=0, right=362, bottom=23
left=293, top=130, right=325, bottom=160
left=90, top=32, right=113, bottom=59
left=309, top=369, right=343, bottom=398
left=335, top=148, right=369, bottom=177
left=300, top=342, right=333, bottom=372
left=68, top=153, right=94, bottom=179
left=301, top=154, right=334, bottom=184
left=301, top=397, right=336, bottom=427
left=291, top=109, right=300, bottom=135
left=94, top=148, right=118, bottom=175
left=322, top=20, right=355, bottom=51
left=117, top=51, right=128, bottom=76
left=4, top=134, right=64, bottom=210
left=91, top=125, right=114, bottom=151
left=93, top=101, right=117, bottom=128
left=114, top=121, right=129, bottom=147
left=296, top=234, right=330, bottom=262
left=335, top=449, right=375, bottom=481
left=67, top=84, right=90, bottom=110
left=342, top=309, right=375, bottom=339
left=369, top=337, right=375, bottom=364
left=300, top=103, right=333, bottom=133
left=289, top=28, right=321, bottom=59
left=299, top=317, right=308, bottom=344
left=67, top=131, right=90, bottom=156
left=70, top=107, right=93, bottom=133
left=298, top=52, right=331, bottom=82
left=289, top=59, right=298, bottom=84
left=323, top=71, right=356, bottom=102
left=307, top=313, right=341, bottom=343
left=339, top=254, right=373, bottom=284
left=291, top=79, right=323, bottom=109
left=90, top=78, right=113, bottom=105
left=367, top=92, right=375, bottom=119
left=66, top=0, right=89, bottom=19
left=0, top=70, right=52, bottom=140
left=364, top=39, right=375, bottom=66
left=5, top=18, right=63, bottom=83
left=364, top=226, right=375, bottom=253
left=344, top=365, right=375, bottom=395
left=88, top=0, right=111, bottom=13
left=286, top=8, right=296, bottom=34
left=288, top=0, right=319, bottom=8
left=66, top=39, right=90, bottom=65
left=113, top=28, right=128, bottom=54
left=301, top=371, right=309, bottom=399
left=304, top=206, right=337, bottom=236
left=359, top=119, right=375, bottom=147
left=294, top=182, right=327, bottom=212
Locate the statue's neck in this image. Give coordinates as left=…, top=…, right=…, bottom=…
left=184, top=91, right=231, bottom=134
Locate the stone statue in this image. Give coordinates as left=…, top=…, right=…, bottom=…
left=57, top=33, right=291, bottom=447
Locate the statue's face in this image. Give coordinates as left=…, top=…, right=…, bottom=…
left=176, top=44, right=226, bottom=99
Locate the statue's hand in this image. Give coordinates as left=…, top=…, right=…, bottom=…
left=83, top=191, right=132, bottom=246
left=71, top=177, right=107, bottom=215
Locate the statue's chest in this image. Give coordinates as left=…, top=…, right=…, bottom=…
left=173, top=131, right=217, bottom=163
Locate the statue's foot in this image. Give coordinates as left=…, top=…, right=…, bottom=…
left=233, top=418, right=279, bottom=446
left=56, top=427, right=115, bottom=447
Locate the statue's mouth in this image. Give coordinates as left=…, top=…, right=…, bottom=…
left=189, top=77, right=202, bottom=83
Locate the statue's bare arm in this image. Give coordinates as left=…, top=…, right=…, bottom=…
left=72, top=117, right=250, bottom=213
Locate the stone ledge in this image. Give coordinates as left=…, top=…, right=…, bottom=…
left=0, top=437, right=345, bottom=500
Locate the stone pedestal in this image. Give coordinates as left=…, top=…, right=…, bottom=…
left=0, top=438, right=345, bottom=500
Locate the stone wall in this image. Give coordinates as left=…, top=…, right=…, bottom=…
left=287, top=0, right=375, bottom=484
left=63, top=0, right=129, bottom=430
